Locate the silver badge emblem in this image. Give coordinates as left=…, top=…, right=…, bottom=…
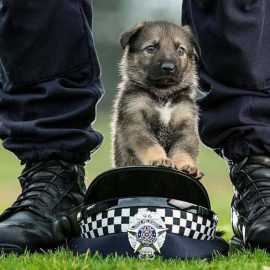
left=127, top=210, right=167, bottom=259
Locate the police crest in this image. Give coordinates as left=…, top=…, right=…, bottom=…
left=127, top=210, right=167, bottom=259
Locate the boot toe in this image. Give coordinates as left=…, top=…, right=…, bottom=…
left=0, top=222, right=28, bottom=254
left=246, top=216, right=270, bottom=250
left=0, top=214, right=51, bottom=253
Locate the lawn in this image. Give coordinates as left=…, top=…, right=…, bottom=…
left=0, top=110, right=269, bottom=269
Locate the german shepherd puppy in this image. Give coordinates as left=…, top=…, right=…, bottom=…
left=112, top=21, right=203, bottom=179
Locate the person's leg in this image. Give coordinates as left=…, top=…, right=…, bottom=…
left=182, top=0, right=270, bottom=249
left=0, top=0, right=103, bottom=253
left=0, top=0, right=103, bottom=163
left=183, top=0, right=270, bottom=160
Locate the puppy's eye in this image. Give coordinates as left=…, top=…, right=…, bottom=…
left=177, top=47, right=185, bottom=55
left=145, top=45, right=157, bottom=54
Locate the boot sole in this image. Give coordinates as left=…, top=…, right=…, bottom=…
left=230, top=236, right=270, bottom=251
left=230, top=235, right=246, bottom=249
left=0, top=244, right=23, bottom=255
left=0, top=243, right=66, bottom=255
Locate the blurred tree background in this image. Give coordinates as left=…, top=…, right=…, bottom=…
left=0, top=0, right=233, bottom=238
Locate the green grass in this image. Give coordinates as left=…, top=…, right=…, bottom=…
left=0, top=110, right=269, bottom=269
left=1, top=249, right=270, bottom=270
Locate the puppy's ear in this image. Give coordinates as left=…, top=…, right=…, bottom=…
left=120, top=21, right=146, bottom=49
left=182, top=26, right=201, bottom=60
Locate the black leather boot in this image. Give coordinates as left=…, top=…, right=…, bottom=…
left=230, top=156, right=270, bottom=250
left=0, top=160, right=86, bottom=254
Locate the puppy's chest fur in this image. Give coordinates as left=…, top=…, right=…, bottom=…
left=147, top=99, right=190, bottom=152
left=155, top=102, right=175, bottom=126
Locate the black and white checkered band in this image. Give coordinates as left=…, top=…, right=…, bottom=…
left=80, top=207, right=217, bottom=241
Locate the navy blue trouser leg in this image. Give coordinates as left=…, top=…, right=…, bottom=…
left=182, top=0, right=270, bottom=161
left=0, top=0, right=103, bottom=163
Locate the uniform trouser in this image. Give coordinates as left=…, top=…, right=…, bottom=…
left=183, top=0, right=270, bottom=161
left=0, top=0, right=103, bottom=163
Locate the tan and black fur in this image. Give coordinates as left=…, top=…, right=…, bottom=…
left=112, top=21, right=203, bottom=179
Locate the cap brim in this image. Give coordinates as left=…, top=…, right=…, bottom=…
left=69, top=233, right=229, bottom=260
left=85, top=166, right=211, bottom=209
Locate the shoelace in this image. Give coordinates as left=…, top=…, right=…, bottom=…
left=236, top=164, right=270, bottom=207
left=3, top=161, right=67, bottom=218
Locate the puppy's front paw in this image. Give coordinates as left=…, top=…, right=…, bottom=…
left=179, top=165, right=204, bottom=180
left=151, top=158, right=175, bottom=168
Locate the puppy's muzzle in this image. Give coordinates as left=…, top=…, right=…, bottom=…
left=161, top=62, right=175, bottom=73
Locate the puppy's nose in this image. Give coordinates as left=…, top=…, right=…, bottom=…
left=161, top=62, right=175, bottom=72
